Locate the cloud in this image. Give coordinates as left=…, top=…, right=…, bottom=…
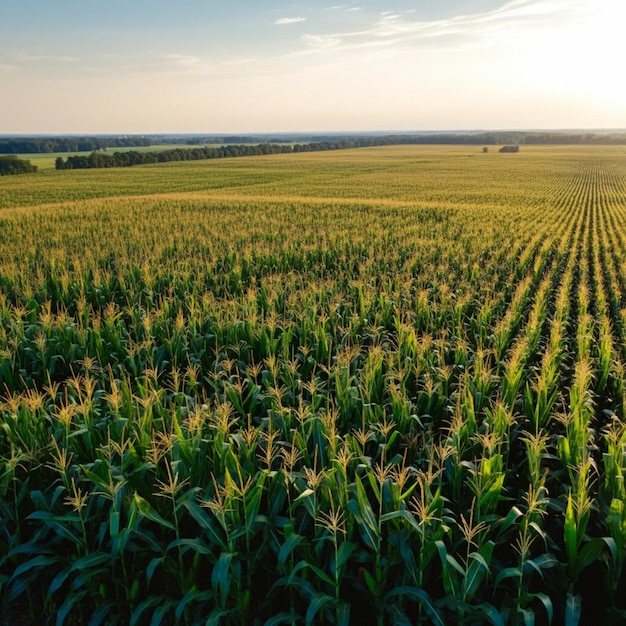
left=223, top=57, right=256, bottom=66
left=291, top=0, right=587, bottom=57
left=164, top=54, right=202, bottom=67
left=15, top=52, right=79, bottom=62
left=301, top=34, right=342, bottom=50
left=159, top=53, right=219, bottom=75
left=275, top=17, right=306, bottom=25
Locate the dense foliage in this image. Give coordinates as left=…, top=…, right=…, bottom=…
left=54, top=142, right=320, bottom=170
left=1, top=146, right=626, bottom=624
left=0, top=155, right=37, bottom=176
left=0, top=136, right=154, bottom=155
left=54, top=140, right=431, bottom=170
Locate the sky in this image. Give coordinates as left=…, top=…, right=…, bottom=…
left=0, top=0, right=624, bottom=134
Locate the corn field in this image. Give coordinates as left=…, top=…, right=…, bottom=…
left=1, top=145, right=626, bottom=624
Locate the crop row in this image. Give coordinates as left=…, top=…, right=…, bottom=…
left=2, top=147, right=626, bottom=624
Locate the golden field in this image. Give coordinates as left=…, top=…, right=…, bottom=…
left=1, top=145, right=626, bottom=625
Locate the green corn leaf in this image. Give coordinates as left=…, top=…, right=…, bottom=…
left=576, top=537, right=610, bottom=572
left=150, top=600, right=175, bottom=626
left=305, top=592, right=334, bottom=626
left=146, top=556, right=166, bottom=587
left=134, top=493, right=176, bottom=531
left=362, top=567, right=377, bottom=595
left=266, top=470, right=288, bottom=519
left=380, top=508, right=422, bottom=533
left=48, top=568, right=71, bottom=596
left=206, top=608, right=237, bottom=626
left=335, top=541, right=356, bottom=573
left=518, top=606, right=535, bottom=626
left=365, top=465, right=382, bottom=503
left=565, top=592, right=581, bottom=626
left=69, top=551, right=110, bottom=572
left=602, top=536, right=618, bottom=563
left=110, top=510, right=120, bottom=539
left=386, top=605, right=413, bottom=626
left=528, top=521, right=547, bottom=541
left=270, top=573, right=316, bottom=599
left=293, top=488, right=317, bottom=518
left=244, top=481, right=265, bottom=526
left=174, top=589, right=213, bottom=622
left=55, top=589, right=88, bottom=626
left=446, top=552, right=466, bottom=577
left=475, top=601, right=505, bottom=626
left=464, top=547, right=493, bottom=598
left=277, top=533, right=304, bottom=569
left=496, top=506, right=524, bottom=536
left=165, top=537, right=213, bottom=555
left=71, top=567, right=109, bottom=591
left=12, top=554, right=59, bottom=578
left=130, top=596, right=165, bottom=626
left=126, top=494, right=139, bottom=532
left=347, top=474, right=379, bottom=552
left=264, top=612, right=301, bottom=626
left=384, top=586, right=445, bottom=626
left=396, top=532, right=420, bottom=578
left=530, top=591, right=554, bottom=624
left=89, top=601, right=117, bottom=626
left=494, top=566, right=522, bottom=588
left=288, top=559, right=334, bottom=587
left=82, top=465, right=111, bottom=490
left=181, top=497, right=226, bottom=549
left=225, top=385, right=245, bottom=416
left=336, top=602, right=351, bottom=626
left=381, top=477, right=396, bottom=512
left=564, top=494, right=577, bottom=567
left=436, top=540, right=458, bottom=595
left=525, top=553, right=558, bottom=573
left=211, top=552, right=235, bottom=606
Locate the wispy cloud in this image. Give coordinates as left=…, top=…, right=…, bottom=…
left=297, top=0, right=587, bottom=55
left=223, top=57, right=256, bottom=66
left=15, top=52, right=79, bottom=62
left=329, top=5, right=362, bottom=12
left=84, top=52, right=214, bottom=78
left=301, top=34, right=342, bottom=50
left=164, top=53, right=202, bottom=67
left=275, top=17, right=306, bottom=25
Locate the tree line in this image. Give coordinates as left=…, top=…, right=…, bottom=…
left=5, top=130, right=626, bottom=158
left=0, top=155, right=38, bottom=175
left=53, top=130, right=626, bottom=171
left=54, top=141, right=357, bottom=170
left=0, top=136, right=155, bottom=154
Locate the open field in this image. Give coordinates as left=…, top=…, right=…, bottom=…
left=2, top=145, right=626, bottom=624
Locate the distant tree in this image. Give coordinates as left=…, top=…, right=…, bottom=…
left=0, top=155, right=38, bottom=175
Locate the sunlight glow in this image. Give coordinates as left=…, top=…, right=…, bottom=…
left=0, top=0, right=623, bottom=132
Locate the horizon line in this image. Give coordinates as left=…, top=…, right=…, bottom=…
left=2, top=127, right=626, bottom=138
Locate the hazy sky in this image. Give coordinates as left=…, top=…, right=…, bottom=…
left=1, top=0, right=624, bottom=133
